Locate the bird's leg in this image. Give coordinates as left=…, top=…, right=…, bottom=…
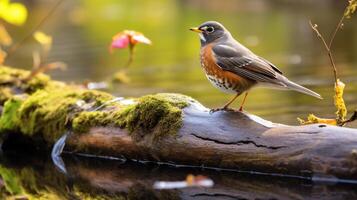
left=210, top=93, right=240, bottom=113
left=239, top=92, right=249, bottom=112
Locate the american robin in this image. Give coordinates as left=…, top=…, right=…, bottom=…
left=190, top=21, right=322, bottom=112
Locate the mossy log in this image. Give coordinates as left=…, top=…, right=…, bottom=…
left=66, top=104, right=357, bottom=182
left=1, top=66, right=357, bottom=182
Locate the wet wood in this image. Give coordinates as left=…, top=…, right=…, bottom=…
left=66, top=101, right=357, bottom=182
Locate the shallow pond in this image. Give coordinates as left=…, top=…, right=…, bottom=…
left=2, top=0, right=357, bottom=199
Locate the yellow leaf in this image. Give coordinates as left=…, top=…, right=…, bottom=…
left=34, top=31, right=52, bottom=45
left=0, top=0, right=28, bottom=26
left=334, top=79, right=347, bottom=124
left=345, top=0, right=357, bottom=18
left=0, top=24, right=12, bottom=46
left=298, top=114, right=337, bottom=125
left=33, top=31, right=52, bottom=51
left=0, top=0, right=10, bottom=17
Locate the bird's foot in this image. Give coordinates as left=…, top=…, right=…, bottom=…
left=209, top=107, right=235, bottom=114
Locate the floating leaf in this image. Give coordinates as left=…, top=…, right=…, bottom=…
left=345, top=0, right=357, bottom=18
left=0, top=24, right=12, bottom=46
left=298, top=114, right=337, bottom=126
left=334, top=79, right=347, bottom=124
left=0, top=0, right=28, bottom=26
left=33, top=31, right=52, bottom=51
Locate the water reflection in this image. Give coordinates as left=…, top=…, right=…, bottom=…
left=0, top=151, right=357, bottom=200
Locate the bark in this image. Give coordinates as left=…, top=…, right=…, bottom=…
left=66, top=101, right=357, bottom=182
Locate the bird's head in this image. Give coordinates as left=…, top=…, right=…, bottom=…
left=190, top=21, right=230, bottom=45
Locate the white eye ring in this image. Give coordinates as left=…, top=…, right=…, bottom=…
left=206, top=26, right=214, bottom=33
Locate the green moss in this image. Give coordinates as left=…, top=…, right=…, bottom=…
left=72, top=111, right=112, bottom=133
left=0, top=86, right=114, bottom=143
left=0, top=87, right=14, bottom=105
left=0, top=166, right=24, bottom=195
left=0, top=97, right=23, bottom=133
left=24, top=88, right=112, bottom=142
left=0, top=65, right=192, bottom=142
left=0, top=66, right=60, bottom=107
left=120, top=94, right=188, bottom=139
left=73, top=93, right=191, bottom=140
left=0, top=66, right=51, bottom=93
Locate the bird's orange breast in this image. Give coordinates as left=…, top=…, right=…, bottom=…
left=200, top=44, right=255, bottom=94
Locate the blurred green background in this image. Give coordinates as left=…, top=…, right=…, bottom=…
left=5, top=0, right=357, bottom=125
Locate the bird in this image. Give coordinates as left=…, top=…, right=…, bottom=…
left=190, top=21, right=322, bottom=112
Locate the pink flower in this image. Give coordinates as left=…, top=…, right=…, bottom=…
left=111, top=34, right=129, bottom=49
left=110, top=30, right=151, bottom=53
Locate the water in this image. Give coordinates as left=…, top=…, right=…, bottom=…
left=2, top=0, right=357, bottom=199
left=1, top=151, right=357, bottom=200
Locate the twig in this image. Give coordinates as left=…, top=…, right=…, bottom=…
left=309, top=21, right=338, bottom=85
left=6, top=0, right=65, bottom=60
left=328, top=15, right=345, bottom=49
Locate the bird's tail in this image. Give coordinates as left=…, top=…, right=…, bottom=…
left=284, top=79, right=322, bottom=99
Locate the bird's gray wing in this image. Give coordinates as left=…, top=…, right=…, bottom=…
left=257, top=56, right=283, bottom=75
left=212, top=44, right=284, bottom=85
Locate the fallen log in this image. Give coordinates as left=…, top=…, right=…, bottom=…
left=0, top=66, right=357, bottom=182
left=66, top=102, right=357, bottom=182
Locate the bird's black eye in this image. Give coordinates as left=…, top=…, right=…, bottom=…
left=206, top=26, right=214, bottom=33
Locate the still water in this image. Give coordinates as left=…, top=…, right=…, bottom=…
left=2, top=0, right=357, bottom=199
left=1, top=150, right=357, bottom=200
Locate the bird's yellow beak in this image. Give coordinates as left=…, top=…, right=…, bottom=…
left=189, top=27, right=203, bottom=33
